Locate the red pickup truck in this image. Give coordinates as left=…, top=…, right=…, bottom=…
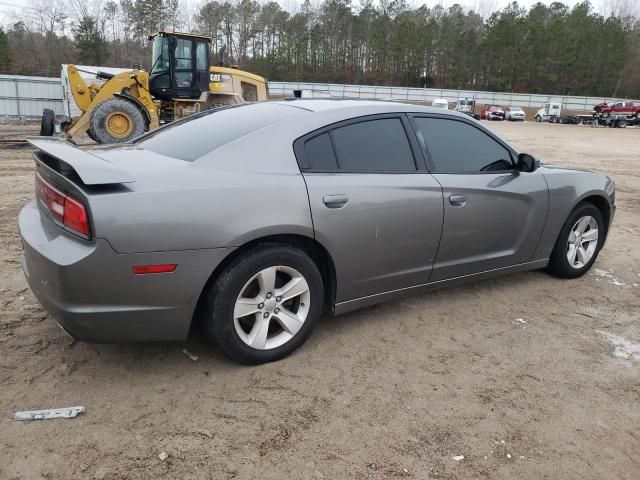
left=593, top=100, right=640, bottom=119
left=481, top=105, right=505, bottom=121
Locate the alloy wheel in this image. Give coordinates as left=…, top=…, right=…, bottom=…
left=233, top=266, right=311, bottom=350
left=566, top=216, right=598, bottom=269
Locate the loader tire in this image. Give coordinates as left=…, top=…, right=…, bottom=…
left=89, top=98, right=146, bottom=144
left=40, top=109, right=55, bottom=136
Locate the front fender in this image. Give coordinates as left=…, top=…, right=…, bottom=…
left=533, top=166, right=613, bottom=259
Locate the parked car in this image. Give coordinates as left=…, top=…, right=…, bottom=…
left=19, top=101, right=615, bottom=364
left=481, top=105, right=505, bottom=120
left=593, top=100, right=640, bottom=119
left=431, top=98, right=449, bottom=109
left=505, top=106, right=526, bottom=121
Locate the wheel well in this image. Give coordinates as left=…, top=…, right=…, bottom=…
left=579, top=195, right=611, bottom=236
left=192, top=234, right=337, bottom=328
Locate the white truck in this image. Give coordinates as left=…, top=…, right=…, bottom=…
left=453, top=98, right=480, bottom=120
left=534, top=99, right=588, bottom=124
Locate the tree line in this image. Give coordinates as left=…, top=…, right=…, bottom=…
left=0, top=0, right=639, bottom=98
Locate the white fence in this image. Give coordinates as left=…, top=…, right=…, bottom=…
left=0, top=74, right=625, bottom=120
left=268, top=82, right=620, bottom=112
left=0, top=74, right=64, bottom=119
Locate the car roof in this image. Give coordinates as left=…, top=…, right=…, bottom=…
left=270, top=99, right=469, bottom=118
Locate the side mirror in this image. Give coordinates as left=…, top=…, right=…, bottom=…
left=517, top=153, right=538, bottom=172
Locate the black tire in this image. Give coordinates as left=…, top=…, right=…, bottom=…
left=535, top=115, right=541, bottom=123
left=201, top=245, right=324, bottom=364
left=89, top=98, right=146, bottom=144
left=602, top=111, right=610, bottom=119
left=618, top=120, right=627, bottom=128
left=86, top=128, right=98, bottom=142
left=547, top=203, right=605, bottom=279
left=40, top=108, right=55, bottom=136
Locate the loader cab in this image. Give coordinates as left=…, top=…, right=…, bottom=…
left=149, top=32, right=211, bottom=101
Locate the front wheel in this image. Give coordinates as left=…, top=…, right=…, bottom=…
left=89, top=98, right=146, bottom=144
left=547, top=203, right=604, bottom=279
left=202, top=245, right=324, bottom=364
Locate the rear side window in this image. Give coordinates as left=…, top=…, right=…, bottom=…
left=305, top=133, right=338, bottom=170
left=331, top=118, right=416, bottom=172
left=137, top=103, right=305, bottom=161
left=413, top=117, right=513, bottom=173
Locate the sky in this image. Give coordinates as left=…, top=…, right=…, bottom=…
left=0, top=0, right=621, bottom=25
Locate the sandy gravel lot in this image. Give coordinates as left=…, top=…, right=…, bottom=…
left=1, top=122, right=639, bottom=480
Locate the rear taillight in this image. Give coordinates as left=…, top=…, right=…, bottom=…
left=36, top=173, right=90, bottom=237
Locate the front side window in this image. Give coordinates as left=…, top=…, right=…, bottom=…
left=330, top=118, right=416, bottom=172
left=151, top=36, right=169, bottom=74
left=413, top=117, right=513, bottom=173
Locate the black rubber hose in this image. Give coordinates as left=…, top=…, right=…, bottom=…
left=96, top=71, right=115, bottom=80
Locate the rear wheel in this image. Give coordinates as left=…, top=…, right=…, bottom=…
left=201, top=245, right=324, bottom=364
left=89, top=98, right=146, bottom=144
left=40, top=109, right=55, bottom=136
left=547, top=203, right=604, bottom=278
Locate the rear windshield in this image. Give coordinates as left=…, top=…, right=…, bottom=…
left=136, top=103, right=305, bottom=161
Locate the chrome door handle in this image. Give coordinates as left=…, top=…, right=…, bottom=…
left=449, top=194, right=467, bottom=206
left=323, top=194, right=349, bottom=209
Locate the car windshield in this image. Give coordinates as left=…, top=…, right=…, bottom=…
left=511, top=108, right=524, bottom=112
left=135, top=103, right=306, bottom=161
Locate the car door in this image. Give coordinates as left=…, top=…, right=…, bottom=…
left=611, top=102, right=626, bottom=115
left=409, top=115, right=548, bottom=281
left=294, top=114, right=444, bottom=303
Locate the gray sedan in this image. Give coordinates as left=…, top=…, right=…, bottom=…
left=19, top=101, right=615, bottom=364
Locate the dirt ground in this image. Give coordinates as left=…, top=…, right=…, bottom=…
left=1, top=121, right=639, bottom=480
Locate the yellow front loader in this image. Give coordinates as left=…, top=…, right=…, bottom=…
left=42, top=32, right=268, bottom=144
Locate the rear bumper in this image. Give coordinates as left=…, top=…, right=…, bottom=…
left=19, top=200, right=229, bottom=343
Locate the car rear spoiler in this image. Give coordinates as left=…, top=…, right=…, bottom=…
left=27, top=137, right=135, bottom=185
